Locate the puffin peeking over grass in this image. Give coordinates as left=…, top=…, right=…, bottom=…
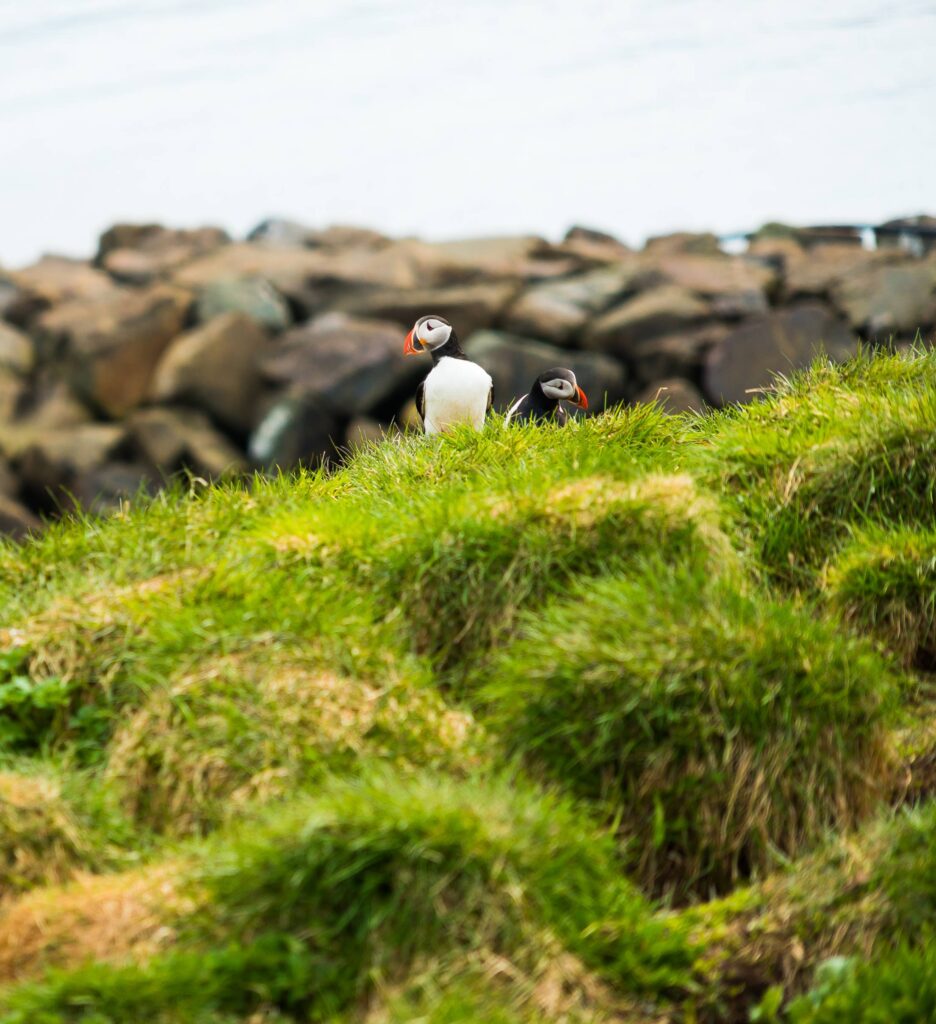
left=505, top=368, right=588, bottom=426
left=404, top=315, right=494, bottom=434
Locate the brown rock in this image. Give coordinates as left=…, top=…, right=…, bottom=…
left=655, top=253, right=775, bottom=305
left=99, top=224, right=229, bottom=285
left=0, top=322, right=34, bottom=375
left=151, top=312, right=268, bottom=433
left=644, top=232, right=722, bottom=256
left=785, top=246, right=902, bottom=298
left=633, top=378, right=706, bottom=414
left=832, top=261, right=936, bottom=334
left=0, top=368, right=27, bottom=423
left=38, top=285, right=191, bottom=418
left=418, top=236, right=549, bottom=281
left=628, top=325, right=726, bottom=387
left=0, top=494, right=41, bottom=540
left=583, top=285, right=710, bottom=356
left=704, top=302, right=858, bottom=405
left=464, top=330, right=628, bottom=413
left=260, top=314, right=415, bottom=416
left=127, top=406, right=246, bottom=478
left=15, top=423, right=129, bottom=505
left=334, top=281, right=520, bottom=341
left=346, top=416, right=390, bottom=448
left=503, top=264, right=655, bottom=344
left=0, top=458, right=18, bottom=497
left=5, top=257, right=117, bottom=324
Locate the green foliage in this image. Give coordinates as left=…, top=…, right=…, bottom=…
left=787, top=943, right=936, bottom=1023
left=483, top=566, right=899, bottom=893
left=825, top=524, right=936, bottom=668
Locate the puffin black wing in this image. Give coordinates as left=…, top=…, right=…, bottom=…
left=415, top=379, right=426, bottom=426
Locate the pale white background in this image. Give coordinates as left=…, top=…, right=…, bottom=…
left=1, top=0, right=934, bottom=267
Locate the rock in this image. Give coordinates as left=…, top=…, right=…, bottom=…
left=12, top=379, right=93, bottom=432
left=260, top=314, right=416, bottom=417
left=785, top=246, right=900, bottom=299
left=99, top=224, right=229, bottom=285
left=246, top=219, right=389, bottom=250
left=71, top=462, right=158, bottom=515
left=503, top=264, right=655, bottom=344
left=633, top=378, right=706, bottom=414
left=38, top=285, right=191, bottom=418
left=248, top=395, right=340, bottom=469
left=565, top=225, right=629, bottom=248
left=644, top=232, right=722, bottom=256
left=875, top=215, right=936, bottom=256
left=246, top=218, right=318, bottom=246
left=5, top=256, right=117, bottom=324
left=552, top=227, right=634, bottom=267
left=0, top=368, right=27, bottom=423
left=334, top=281, right=519, bottom=340
left=654, top=253, right=775, bottom=311
left=582, top=285, right=710, bottom=357
left=0, top=322, right=34, bottom=375
left=793, top=225, right=863, bottom=249
left=0, top=458, right=17, bottom=497
left=15, top=423, right=129, bottom=507
left=464, top=330, right=628, bottom=413
left=831, top=261, right=936, bottom=334
left=346, top=416, right=390, bottom=448
left=0, top=494, right=41, bottom=540
left=704, top=302, right=858, bottom=406
left=127, top=406, right=246, bottom=478
left=195, top=277, right=292, bottom=332
left=627, top=325, right=726, bottom=387
left=151, top=312, right=269, bottom=433
left=421, top=236, right=549, bottom=281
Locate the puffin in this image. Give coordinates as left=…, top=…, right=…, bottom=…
left=505, top=368, right=588, bottom=425
left=403, top=315, right=494, bottom=434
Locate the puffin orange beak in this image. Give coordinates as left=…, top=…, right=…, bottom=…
left=403, top=329, right=422, bottom=356
left=574, top=386, right=589, bottom=410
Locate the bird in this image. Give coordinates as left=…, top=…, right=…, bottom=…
left=403, top=314, right=494, bottom=434
left=504, top=368, right=588, bottom=426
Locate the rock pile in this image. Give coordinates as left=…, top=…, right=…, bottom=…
left=1, top=218, right=934, bottom=537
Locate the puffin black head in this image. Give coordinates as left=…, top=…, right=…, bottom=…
left=535, top=367, right=588, bottom=409
left=404, top=315, right=453, bottom=356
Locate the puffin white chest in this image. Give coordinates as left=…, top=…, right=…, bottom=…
left=422, top=356, right=492, bottom=434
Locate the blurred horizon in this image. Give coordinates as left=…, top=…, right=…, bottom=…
left=1, top=0, right=934, bottom=268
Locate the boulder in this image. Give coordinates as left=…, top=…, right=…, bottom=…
left=0, top=458, right=17, bottom=497
left=464, top=330, right=628, bottom=413
left=0, top=495, right=41, bottom=540
left=246, top=219, right=389, bottom=250
left=551, top=226, right=634, bottom=267
left=654, top=253, right=775, bottom=311
left=38, top=285, right=191, bottom=418
left=0, top=322, right=34, bottom=375
left=793, top=226, right=863, bottom=249
left=644, top=232, right=721, bottom=256
left=582, top=285, right=710, bottom=357
left=627, top=325, right=726, bottom=387
left=195, top=277, right=292, bottom=332
left=785, top=246, right=900, bottom=299
left=127, top=406, right=246, bottom=478
left=15, top=423, right=129, bottom=507
left=503, top=264, right=656, bottom=344
left=876, top=215, right=936, bottom=256
left=704, top=303, right=858, bottom=406
left=831, top=261, right=936, bottom=335
left=0, top=368, right=27, bottom=423
left=259, top=314, right=416, bottom=416
left=248, top=395, right=340, bottom=469
left=346, top=416, right=390, bottom=448
left=334, top=281, right=519, bottom=340
left=150, top=312, right=269, bottom=433
left=71, top=462, right=159, bottom=515
left=633, top=378, right=706, bottom=414
left=5, top=256, right=117, bottom=324
left=98, top=224, right=229, bottom=284
left=419, top=235, right=551, bottom=281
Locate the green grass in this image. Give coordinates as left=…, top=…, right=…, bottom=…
left=0, top=349, right=935, bottom=1021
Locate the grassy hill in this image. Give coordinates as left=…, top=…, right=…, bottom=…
left=0, top=347, right=934, bottom=1023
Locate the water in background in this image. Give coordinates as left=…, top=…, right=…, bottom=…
left=1, top=0, right=934, bottom=267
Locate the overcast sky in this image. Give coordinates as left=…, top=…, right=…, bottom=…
left=1, top=0, right=934, bottom=267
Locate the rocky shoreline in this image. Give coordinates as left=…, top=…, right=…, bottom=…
left=1, top=216, right=934, bottom=538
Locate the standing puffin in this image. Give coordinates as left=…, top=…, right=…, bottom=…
left=403, top=315, right=494, bottom=434
left=505, top=368, right=588, bottom=425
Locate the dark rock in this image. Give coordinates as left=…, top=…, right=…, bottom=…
left=503, top=264, right=654, bottom=344
left=98, top=224, right=229, bottom=284
left=633, top=378, right=706, bottom=414
left=832, top=261, right=936, bottom=334
left=0, top=322, right=34, bottom=375
left=0, top=494, right=41, bottom=539
left=334, top=281, right=519, bottom=341
left=875, top=215, right=936, bottom=256
left=38, top=285, right=191, bottom=418
left=793, top=225, right=863, bottom=249
left=346, top=416, right=391, bottom=448
left=195, top=277, right=292, bottom=332
left=564, top=225, right=629, bottom=248
left=464, top=330, right=628, bottom=413
left=150, top=312, right=269, bottom=433
left=785, top=246, right=901, bottom=299
left=0, top=458, right=17, bottom=498
left=15, top=423, right=129, bottom=506
left=127, top=406, right=245, bottom=478
left=72, top=462, right=158, bottom=515
left=704, top=302, right=858, bottom=405
left=260, top=314, right=416, bottom=417
left=627, top=325, right=726, bottom=387
left=0, top=368, right=27, bottom=423
left=582, top=285, right=710, bottom=357
left=248, top=395, right=340, bottom=469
